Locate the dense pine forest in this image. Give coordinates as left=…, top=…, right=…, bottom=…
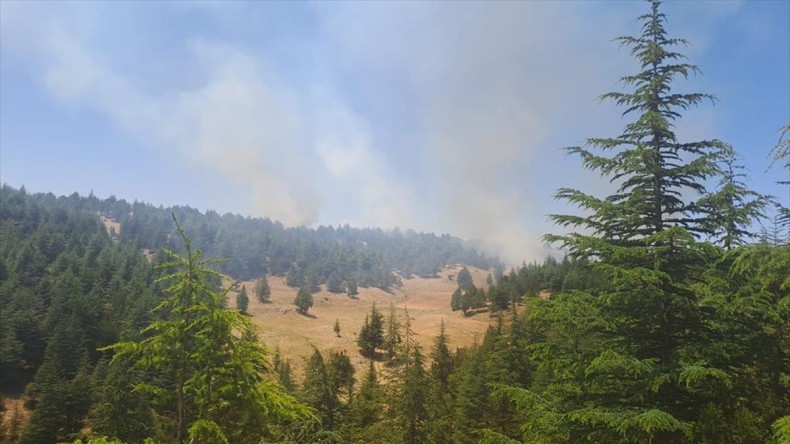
left=2, top=185, right=499, bottom=285
left=1, top=2, right=789, bottom=443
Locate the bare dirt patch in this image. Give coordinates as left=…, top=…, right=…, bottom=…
left=99, top=214, right=121, bottom=238
left=229, top=266, right=494, bottom=379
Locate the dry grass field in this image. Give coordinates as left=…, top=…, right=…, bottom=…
left=229, top=266, right=495, bottom=378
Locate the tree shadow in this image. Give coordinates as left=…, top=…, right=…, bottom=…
left=358, top=350, right=384, bottom=361
left=297, top=310, right=317, bottom=319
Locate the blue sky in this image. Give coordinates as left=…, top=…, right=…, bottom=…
left=1, top=1, right=788, bottom=263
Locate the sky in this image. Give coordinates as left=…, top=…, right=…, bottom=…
left=1, top=1, right=788, bottom=264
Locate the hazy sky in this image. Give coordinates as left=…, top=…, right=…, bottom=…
left=1, top=1, right=788, bottom=263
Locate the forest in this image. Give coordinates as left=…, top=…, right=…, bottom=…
left=1, top=2, right=788, bottom=443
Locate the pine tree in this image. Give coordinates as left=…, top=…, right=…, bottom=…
left=286, top=264, right=304, bottom=288
left=254, top=275, right=271, bottom=303
left=87, top=357, right=154, bottom=443
left=450, top=288, right=462, bottom=311
left=396, top=307, right=428, bottom=444
left=430, top=320, right=453, bottom=389
left=327, top=350, right=355, bottom=403
left=457, top=267, right=474, bottom=291
left=105, top=215, right=310, bottom=443
left=236, top=285, right=249, bottom=314
left=294, top=286, right=314, bottom=314
left=357, top=304, right=384, bottom=358
left=347, top=277, right=359, bottom=297
left=340, top=360, right=387, bottom=442
left=272, top=346, right=296, bottom=393
left=333, top=318, right=341, bottom=337
left=427, top=320, right=455, bottom=443
left=530, top=1, right=743, bottom=441
left=302, top=348, right=337, bottom=430
left=383, top=302, right=402, bottom=363
left=698, top=147, right=769, bottom=249
left=327, top=272, right=344, bottom=293
left=769, top=123, right=790, bottom=237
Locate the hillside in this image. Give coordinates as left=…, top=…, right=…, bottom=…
left=10, top=187, right=502, bottom=287
left=229, top=266, right=494, bottom=378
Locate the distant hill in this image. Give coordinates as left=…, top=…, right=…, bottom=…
left=1, top=185, right=500, bottom=289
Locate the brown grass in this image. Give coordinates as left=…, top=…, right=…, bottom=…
left=0, top=397, right=28, bottom=442
left=230, top=265, right=495, bottom=379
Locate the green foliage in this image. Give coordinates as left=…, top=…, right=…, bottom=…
left=698, top=147, right=770, bottom=249
left=302, top=348, right=337, bottom=430
left=333, top=319, right=341, bottom=337
left=459, top=285, right=486, bottom=315
left=346, top=277, right=358, bottom=297
left=457, top=267, right=474, bottom=291
left=294, top=286, right=314, bottom=314
left=383, top=303, right=402, bottom=362
left=773, top=415, right=790, bottom=444
left=105, top=216, right=311, bottom=443
left=494, top=3, right=787, bottom=443
left=255, top=275, right=271, bottom=303
left=450, top=287, right=462, bottom=311
left=88, top=357, right=154, bottom=443
left=357, top=304, right=384, bottom=358
left=327, top=272, right=344, bottom=293
left=339, top=360, right=387, bottom=442
left=236, top=285, right=250, bottom=314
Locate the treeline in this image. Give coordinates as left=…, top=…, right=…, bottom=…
left=12, top=186, right=498, bottom=287
left=448, top=259, right=608, bottom=316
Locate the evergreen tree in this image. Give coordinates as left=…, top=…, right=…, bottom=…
left=255, top=275, right=271, bottom=303
left=286, top=264, right=304, bottom=288
left=383, top=302, right=402, bottom=363
left=451, top=287, right=462, bottom=311
left=106, top=216, right=309, bottom=443
left=236, top=285, right=250, bottom=314
left=457, top=267, right=474, bottom=291
left=273, top=346, right=296, bottom=393
left=20, top=319, right=91, bottom=444
left=527, top=2, right=751, bottom=441
left=333, top=318, right=341, bottom=337
left=327, top=350, right=355, bottom=404
left=698, top=147, right=769, bottom=249
left=346, top=277, right=359, bottom=297
left=769, top=123, right=790, bottom=238
left=327, top=272, right=344, bottom=293
left=357, top=304, right=384, bottom=358
left=87, top=357, right=154, bottom=443
left=302, top=348, right=337, bottom=430
left=340, top=361, right=388, bottom=442
left=294, top=286, right=314, bottom=314
left=427, top=320, right=455, bottom=443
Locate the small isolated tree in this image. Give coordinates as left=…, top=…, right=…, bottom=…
left=333, top=319, right=341, bottom=337
left=236, top=285, right=249, bottom=315
left=294, top=286, right=314, bottom=314
left=456, top=267, right=473, bottom=291
left=286, top=264, right=303, bottom=288
left=255, top=275, right=271, bottom=303
left=327, top=272, right=344, bottom=293
left=347, top=278, right=359, bottom=297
